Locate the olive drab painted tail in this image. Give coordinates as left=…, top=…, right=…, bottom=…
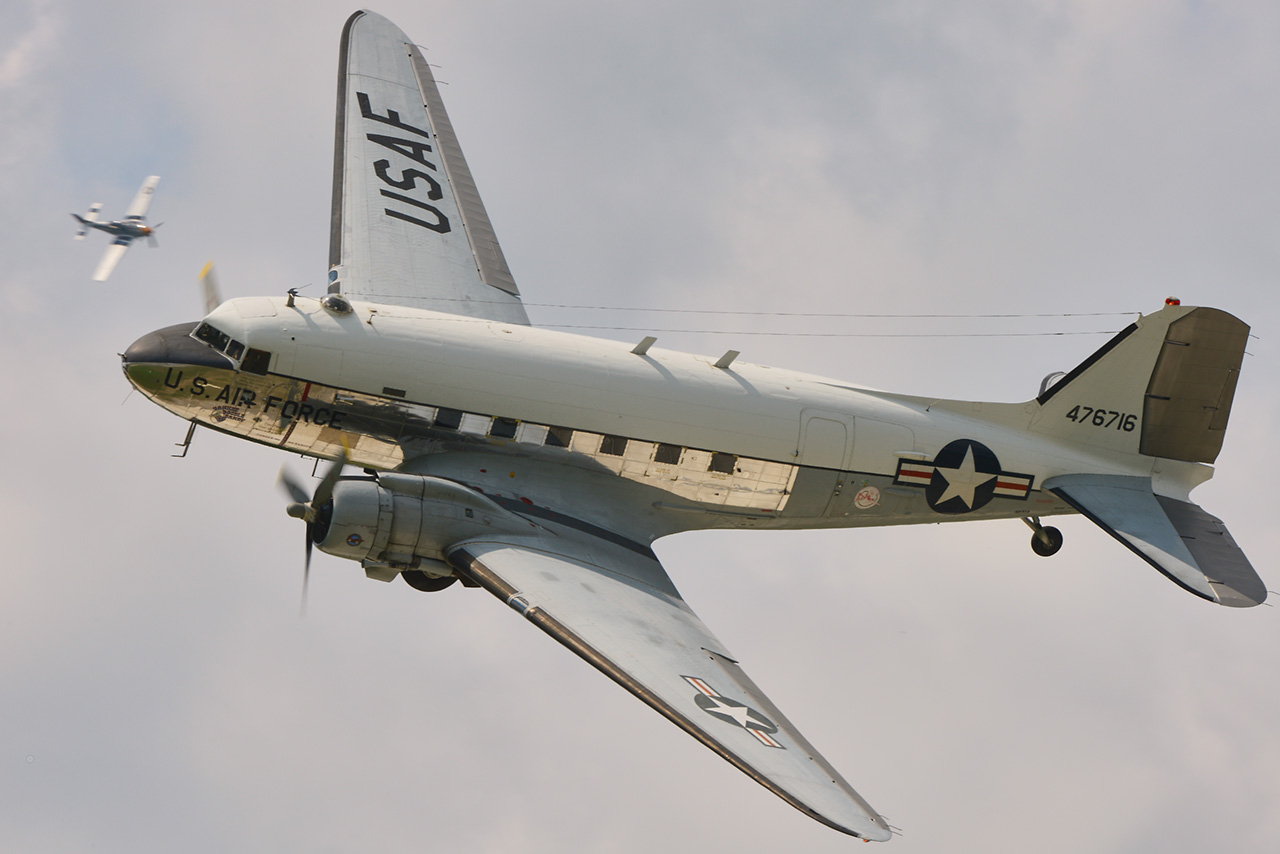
left=1026, top=303, right=1262, bottom=606
left=1029, top=304, right=1248, bottom=464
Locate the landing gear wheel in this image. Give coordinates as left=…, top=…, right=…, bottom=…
left=401, top=571, right=458, bottom=592
left=1030, top=526, right=1063, bottom=557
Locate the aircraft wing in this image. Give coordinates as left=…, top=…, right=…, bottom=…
left=92, top=239, right=132, bottom=282
left=123, top=175, right=160, bottom=219
left=329, top=11, right=528, bottom=324
left=445, top=530, right=892, bottom=842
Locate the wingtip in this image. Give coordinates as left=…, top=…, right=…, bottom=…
left=814, top=806, right=894, bottom=842
left=1211, top=582, right=1268, bottom=608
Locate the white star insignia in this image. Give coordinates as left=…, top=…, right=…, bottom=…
left=703, top=696, right=754, bottom=728
left=932, top=445, right=995, bottom=509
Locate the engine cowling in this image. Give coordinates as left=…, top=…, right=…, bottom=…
left=312, top=474, right=535, bottom=572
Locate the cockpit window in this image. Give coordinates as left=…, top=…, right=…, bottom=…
left=193, top=322, right=250, bottom=364
left=194, top=322, right=230, bottom=352
left=241, top=348, right=271, bottom=375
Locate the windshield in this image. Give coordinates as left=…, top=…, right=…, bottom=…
left=193, top=322, right=245, bottom=362
left=193, top=322, right=230, bottom=351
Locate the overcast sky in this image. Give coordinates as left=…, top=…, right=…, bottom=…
left=3, top=1, right=1279, bottom=851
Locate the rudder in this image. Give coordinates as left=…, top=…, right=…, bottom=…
left=1031, top=304, right=1248, bottom=464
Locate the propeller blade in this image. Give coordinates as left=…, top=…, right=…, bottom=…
left=280, top=447, right=350, bottom=618
left=198, top=260, right=223, bottom=314
left=301, top=524, right=313, bottom=619
left=312, top=449, right=348, bottom=507
left=277, top=466, right=311, bottom=505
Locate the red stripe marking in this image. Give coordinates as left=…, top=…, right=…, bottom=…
left=750, top=729, right=782, bottom=748
left=685, top=676, right=715, bottom=697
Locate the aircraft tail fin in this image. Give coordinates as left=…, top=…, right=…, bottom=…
left=921, top=304, right=1259, bottom=605
left=1028, top=304, right=1262, bottom=606
left=72, top=203, right=103, bottom=239
left=1045, top=474, right=1265, bottom=607
left=1030, top=304, right=1248, bottom=464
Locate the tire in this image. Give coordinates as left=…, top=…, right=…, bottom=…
left=401, top=570, right=458, bottom=592
left=1030, top=526, right=1064, bottom=557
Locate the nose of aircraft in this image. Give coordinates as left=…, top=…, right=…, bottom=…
left=122, top=322, right=235, bottom=375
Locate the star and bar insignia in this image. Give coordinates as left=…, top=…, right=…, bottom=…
left=683, top=676, right=784, bottom=749
left=895, top=439, right=1033, bottom=514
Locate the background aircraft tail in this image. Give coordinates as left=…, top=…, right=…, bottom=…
left=1030, top=303, right=1263, bottom=606
left=72, top=203, right=103, bottom=239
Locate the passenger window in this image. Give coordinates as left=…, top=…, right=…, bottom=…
left=600, top=435, right=628, bottom=456
left=708, top=452, right=737, bottom=474
left=545, top=426, right=573, bottom=447
left=434, top=408, right=463, bottom=430
left=490, top=418, right=518, bottom=439
left=654, top=443, right=682, bottom=465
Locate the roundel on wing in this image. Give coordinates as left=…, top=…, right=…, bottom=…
left=694, top=691, right=779, bottom=736
left=925, top=439, right=1002, bottom=514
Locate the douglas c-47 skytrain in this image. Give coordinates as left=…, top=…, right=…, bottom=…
left=118, top=10, right=1263, bottom=842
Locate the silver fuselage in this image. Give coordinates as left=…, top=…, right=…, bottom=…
left=79, top=217, right=152, bottom=239
left=121, top=295, right=1178, bottom=544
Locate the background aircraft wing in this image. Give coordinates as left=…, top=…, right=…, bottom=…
left=92, top=239, right=132, bottom=282
left=445, top=529, right=892, bottom=842
left=329, top=10, right=528, bottom=324
left=123, top=175, right=160, bottom=219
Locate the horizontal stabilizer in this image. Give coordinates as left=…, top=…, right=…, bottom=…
left=73, top=203, right=103, bottom=238
left=1046, top=474, right=1265, bottom=607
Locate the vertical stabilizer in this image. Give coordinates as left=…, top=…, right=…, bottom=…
left=1031, top=305, right=1248, bottom=464
left=1138, top=309, right=1247, bottom=463
left=1031, top=304, right=1260, bottom=606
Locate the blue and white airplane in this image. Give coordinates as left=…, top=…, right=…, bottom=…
left=72, top=175, right=161, bottom=281
left=118, top=11, right=1262, bottom=842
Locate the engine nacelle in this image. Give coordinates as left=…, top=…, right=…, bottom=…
left=313, top=474, right=536, bottom=573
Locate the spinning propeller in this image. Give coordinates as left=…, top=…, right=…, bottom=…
left=197, top=261, right=223, bottom=313
left=278, top=450, right=347, bottom=616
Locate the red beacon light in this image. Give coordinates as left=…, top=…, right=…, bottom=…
left=1165, top=297, right=1181, bottom=306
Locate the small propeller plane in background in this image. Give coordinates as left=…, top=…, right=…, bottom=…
left=72, top=175, right=161, bottom=281
left=117, top=11, right=1264, bottom=843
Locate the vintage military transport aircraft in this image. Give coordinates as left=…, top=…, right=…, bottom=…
left=119, top=10, right=1263, bottom=842
left=73, top=175, right=162, bottom=282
